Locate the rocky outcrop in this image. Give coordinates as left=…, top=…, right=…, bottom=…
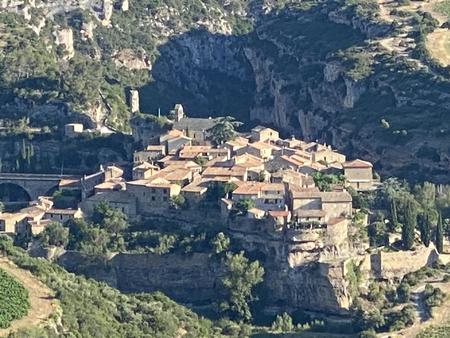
left=112, top=49, right=152, bottom=70
left=54, top=28, right=75, bottom=59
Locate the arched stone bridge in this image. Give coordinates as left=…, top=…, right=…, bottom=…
left=0, top=173, right=81, bottom=201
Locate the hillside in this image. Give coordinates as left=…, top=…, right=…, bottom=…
left=0, top=265, right=30, bottom=330
left=0, top=258, right=53, bottom=336
left=0, top=0, right=449, bottom=182
left=0, top=236, right=224, bottom=337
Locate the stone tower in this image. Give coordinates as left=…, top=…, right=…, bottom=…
left=129, top=89, right=140, bottom=114
left=174, top=104, right=185, bottom=122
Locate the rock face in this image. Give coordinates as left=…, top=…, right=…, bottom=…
left=54, top=28, right=75, bottom=59
left=129, top=89, right=140, bottom=113
left=142, top=5, right=450, bottom=183
left=57, top=216, right=355, bottom=315
left=54, top=213, right=442, bottom=316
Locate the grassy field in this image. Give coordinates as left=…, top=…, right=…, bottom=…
left=0, top=268, right=29, bottom=328
left=434, top=0, right=450, bottom=17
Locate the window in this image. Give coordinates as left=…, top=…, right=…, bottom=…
left=163, top=197, right=168, bottom=201
left=151, top=196, right=156, bottom=201
left=152, top=188, right=156, bottom=193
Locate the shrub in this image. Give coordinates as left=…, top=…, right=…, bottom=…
left=271, top=312, right=294, bottom=332
left=38, top=221, right=69, bottom=247
left=396, top=282, right=411, bottom=303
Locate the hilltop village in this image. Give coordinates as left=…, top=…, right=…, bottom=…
left=0, top=104, right=378, bottom=240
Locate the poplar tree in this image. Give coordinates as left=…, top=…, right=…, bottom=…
left=418, top=212, right=431, bottom=247
left=436, top=213, right=444, bottom=253
left=390, top=198, right=399, bottom=231
left=402, top=200, right=415, bottom=250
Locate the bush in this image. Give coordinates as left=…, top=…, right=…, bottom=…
left=396, top=282, right=411, bottom=303
left=359, top=329, right=377, bottom=338
left=424, top=285, right=446, bottom=312
left=271, top=312, right=294, bottom=332
left=38, top=221, right=69, bottom=247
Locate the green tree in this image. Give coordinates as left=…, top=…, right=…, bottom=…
left=368, top=221, right=388, bottom=247
left=208, top=116, right=242, bottom=145
left=93, top=202, right=128, bottom=234
left=312, top=172, right=345, bottom=191
left=38, top=222, right=69, bottom=247
left=418, top=212, right=431, bottom=247
left=397, top=282, right=411, bottom=303
left=236, top=198, right=255, bottom=214
left=271, top=312, right=294, bottom=332
left=390, top=198, right=399, bottom=231
left=221, top=251, right=264, bottom=321
left=402, top=200, right=416, bottom=250
left=169, top=195, right=186, bottom=210
left=435, top=213, right=444, bottom=253
left=211, top=232, right=230, bottom=254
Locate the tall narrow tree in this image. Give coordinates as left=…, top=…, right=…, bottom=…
left=436, top=212, right=444, bottom=253
left=418, top=212, right=431, bottom=247
left=402, top=200, right=415, bottom=250
left=390, top=198, right=399, bottom=231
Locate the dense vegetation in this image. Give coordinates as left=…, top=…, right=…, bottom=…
left=0, top=236, right=232, bottom=337
left=0, top=268, right=29, bottom=328
left=350, top=179, right=450, bottom=252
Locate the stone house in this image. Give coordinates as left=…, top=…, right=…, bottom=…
left=166, top=135, right=192, bottom=155
left=312, top=146, right=346, bottom=164
left=342, top=159, right=374, bottom=191
left=265, top=154, right=306, bottom=172
left=44, top=208, right=83, bottom=223
left=171, top=104, right=219, bottom=144
left=202, top=166, right=248, bottom=182
left=232, top=182, right=286, bottom=211
left=222, top=137, right=249, bottom=154
left=181, top=179, right=208, bottom=206
left=94, top=178, right=126, bottom=193
left=132, top=162, right=159, bottom=180
left=251, top=126, right=280, bottom=143
left=126, top=178, right=181, bottom=212
left=133, top=145, right=166, bottom=163
left=271, top=169, right=315, bottom=188
left=289, top=186, right=352, bottom=223
left=179, top=146, right=230, bottom=161
left=236, top=142, right=274, bottom=160
left=80, top=190, right=137, bottom=219
left=0, top=212, right=28, bottom=234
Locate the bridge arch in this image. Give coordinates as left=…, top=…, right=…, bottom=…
left=0, top=182, right=32, bottom=204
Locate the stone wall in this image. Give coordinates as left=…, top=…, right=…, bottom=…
left=376, top=244, right=439, bottom=280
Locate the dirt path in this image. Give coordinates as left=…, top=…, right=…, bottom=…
left=388, top=280, right=450, bottom=338
left=0, top=257, right=56, bottom=337
left=375, top=0, right=450, bottom=68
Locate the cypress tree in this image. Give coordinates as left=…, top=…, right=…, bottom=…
left=390, top=198, right=399, bottom=231
left=436, top=213, right=444, bottom=253
left=402, top=200, right=415, bottom=250
left=418, top=212, right=431, bottom=247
